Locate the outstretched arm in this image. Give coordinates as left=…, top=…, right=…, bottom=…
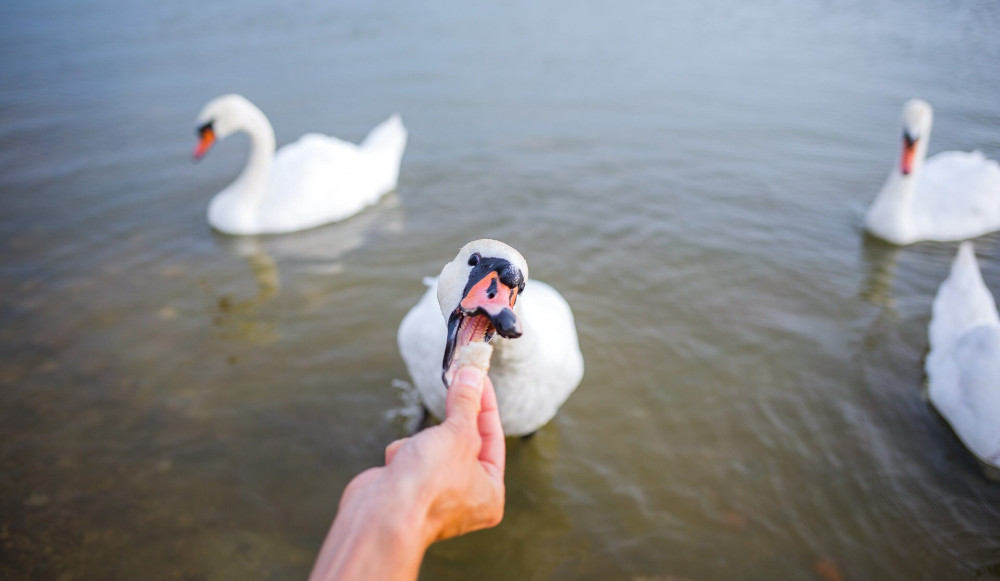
left=308, top=366, right=506, bottom=581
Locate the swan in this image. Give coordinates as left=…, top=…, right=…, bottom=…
left=397, top=239, right=584, bottom=437
left=865, top=99, right=1000, bottom=245
left=193, top=94, right=407, bottom=235
left=926, top=242, right=1000, bottom=467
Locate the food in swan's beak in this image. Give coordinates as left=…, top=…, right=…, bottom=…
left=443, top=342, right=494, bottom=386
left=193, top=123, right=216, bottom=160
left=442, top=266, right=523, bottom=387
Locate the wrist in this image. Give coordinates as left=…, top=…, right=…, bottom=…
left=349, top=477, right=434, bottom=550
left=367, top=484, right=435, bottom=555
left=377, top=473, right=441, bottom=551
left=311, top=474, right=433, bottom=581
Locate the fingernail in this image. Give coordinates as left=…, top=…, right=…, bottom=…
left=456, top=365, right=485, bottom=388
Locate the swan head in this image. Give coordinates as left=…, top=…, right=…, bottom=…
left=436, top=239, right=528, bottom=386
left=192, top=94, right=260, bottom=160
left=899, top=99, right=933, bottom=175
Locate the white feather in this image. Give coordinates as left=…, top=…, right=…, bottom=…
left=926, top=242, right=1000, bottom=466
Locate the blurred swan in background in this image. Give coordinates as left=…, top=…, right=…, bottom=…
left=926, top=242, right=1000, bottom=467
left=865, top=99, right=1000, bottom=245
left=193, top=94, right=407, bottom=235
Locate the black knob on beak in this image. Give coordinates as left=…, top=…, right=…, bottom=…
left=491, top=308, right=522, bottom=339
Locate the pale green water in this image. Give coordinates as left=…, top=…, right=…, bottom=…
left=3, top=0, right=1000, bottom=579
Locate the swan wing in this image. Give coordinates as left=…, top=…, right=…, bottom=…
left=912, top=151, right=1000, bottom=240
left=928, top=242, right=1000, bottom=353
left=927, top=243, right=1000, bottom=465
left=256, top=116, right=407, bottom=233
left=930, top=325, right=1000, bottom=465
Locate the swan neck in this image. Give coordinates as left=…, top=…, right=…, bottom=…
left=909, top=135, right=930, bottom=178
left=865, top=138, right=927, bottom=243
left=873, top=170, right=915, bottom=222
left=236, top=108, right=276, bottom=190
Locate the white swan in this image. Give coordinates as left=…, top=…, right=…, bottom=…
left=865, top=99, right=1000, bottom=245
left=926, top=242, right=1000, bottom=467
left=397, top=239, right=584, bottom=437
left=193, top=94, right=407, bottom=235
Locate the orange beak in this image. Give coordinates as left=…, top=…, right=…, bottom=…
left=900, top=132, right=917, bottom=175
left=460, top=271, right=519, bottom=323
left=193, top=125, right=215, bottom=161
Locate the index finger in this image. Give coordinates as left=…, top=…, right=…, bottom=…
left=477, top=376, right=505, bottom=479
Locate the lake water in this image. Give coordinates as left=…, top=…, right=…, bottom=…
left=3, top=0, right=1000, bottom=579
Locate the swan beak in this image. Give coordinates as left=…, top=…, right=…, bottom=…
left=441, top=261, right=524, bottom=386
left=459, top=272, right=522, bottom=336
left=900, top=131, right=917, bottom=175
left=193, top=123, right=216, bottom=161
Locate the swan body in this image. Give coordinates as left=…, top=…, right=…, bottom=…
left=194, top=94, right=407, bottom=235
left=398, top=240, right=584, bottom=437
left=926, top=242, right=1000, bottom=467
left=865, top=99, right=1000, bottom=245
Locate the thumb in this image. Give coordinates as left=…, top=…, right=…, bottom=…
left=445, top=365, right=486, bottom=426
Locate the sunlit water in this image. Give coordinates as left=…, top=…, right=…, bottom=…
left=3, top=0, right=1000, bottom=579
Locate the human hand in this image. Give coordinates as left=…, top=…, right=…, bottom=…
left=374, top=365, right=506, bottom=541
left=308, top=365, right=506, bottom=581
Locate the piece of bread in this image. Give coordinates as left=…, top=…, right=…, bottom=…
left=454, top=341, right=494, bottom=374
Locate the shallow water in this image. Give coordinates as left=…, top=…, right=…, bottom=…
left=3, top=0, right=1000, bottom=579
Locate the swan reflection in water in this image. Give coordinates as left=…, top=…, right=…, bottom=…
left=859, top=234, right=903, bottom=316
left=201, top=236, right=280, bottom=344
left=205, top=192, right=404, bottom=344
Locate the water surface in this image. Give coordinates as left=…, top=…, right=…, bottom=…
left=3, top=0, right=1000, bottom=579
